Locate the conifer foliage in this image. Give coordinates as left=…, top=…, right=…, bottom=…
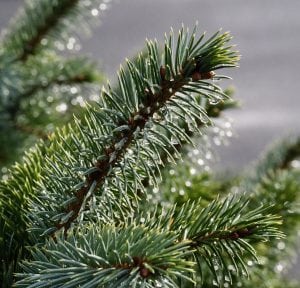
left=0, top=1, right=299, bottom=287
left=0, top=0, right=105, bottom=169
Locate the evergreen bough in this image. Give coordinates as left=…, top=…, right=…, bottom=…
left=0, top=0, right=105, bottom=169
left=0, top=1, right=299, bottom=287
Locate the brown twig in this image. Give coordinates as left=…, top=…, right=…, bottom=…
left=191, top=225, right=257, bottom=247
left=54, top=69, right=189, bottom=236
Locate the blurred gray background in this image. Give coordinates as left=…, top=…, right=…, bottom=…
left=1, top=0, right=300, bottom=279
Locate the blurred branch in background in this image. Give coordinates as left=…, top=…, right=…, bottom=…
left=0, top=0, right=111, bottom=171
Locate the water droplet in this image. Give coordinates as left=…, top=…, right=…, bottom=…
left=275, top=263, right=284, bottom=273
left=225, top=121, right=231, bottom=128
left=69, top=37, right=76, bottom=44
left=291, top=160, right=300, bottom=168
left=228, top=265, right=235, bottom=271
left=193, top=149, right=199, bottom=155
left=56, top=103, right=68, bottom=113
left=219, top=130, right=225, bottom=137
left=99, top=3, right=107, bottom=10
left=89, top=94, right=100, bottom=102
left=33, top=110, right=39, bottom=118
left=41, top=38, right=48, bottom=46
left=74, top=44, right=81, bottom=51
left=153, top=187, right=159, bottom=194
left=66, top=43, right=73, bottom=50
left=209, top=98, right=219, bottom=105
left=169, top=169, right=175, bottom=175
left=277, top=241, right=285, bottom=250
left=213, top=136, right=221, bottom=146
left=38, top=100, right=46, bottom=108
left=171, top=136, right=179, bottom=145
left=2, top=174, right=9, bottom=181
left=3, top=88, right=9, bottom=97
left=83, top=0, right=92, bottom=7
left=205, top=151, right=212, bottom=160
left=70, top=87, right=78, bottom=94
left=31, top=69, right=38, bottom=76
left=29, top=99, right=37, bottom=105
left=54, top=41, right=65, bottom=51
left=185, top=181, right=191, bottom=187
left=1, top=167, right=7, bottom=173
left=213, top=127, right=220, bottom=133
left=274, top=183, right=281, bottom=190
left=91, top=8, right=99, bottom=16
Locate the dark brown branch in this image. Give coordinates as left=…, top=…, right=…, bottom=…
left=19, top=0, right=79, bottom=61
left=50, top=62, right=217, bottom=236
left=191, top=225, right=257, bottom=247
left=115, top=256, right=157, bottom=278
left=54, top=69, right=194, bottom=236
left=90, top=256, right=164, bottom=279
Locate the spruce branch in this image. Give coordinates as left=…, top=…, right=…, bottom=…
left=16, top=195, right=282, bottom=287
left=248, top=137, right=300, bottom=183
left=0, top=0, right=107, bottom=170
left=0, top=0, right=107, bottom=61
left=1, top=0, right=78, bottom=61
left=1, top=25, right=239, bottom=285
left=0, top=54, right=103, bottom=169
left=0, top=92, right=236, bottom=273
left=153, top=136, right=300, bottom=288
left=243, top=138, right=300, bottom=276
left=19, top=0, right=80, bottom=61
left=172, top=196, right=283, bottom=286
left=23, top=55, right=102, bottom=96
left=23, top=26, right=238, bottom=240
left=16, top=225, right=194, bottom=288
left=242, top=137, right=300, bottom=222
left=5, top=55, right=102, bottom=121
left=206, top=138, right=300, bottom=288
left=0, top=143, right=47, bottom=284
